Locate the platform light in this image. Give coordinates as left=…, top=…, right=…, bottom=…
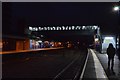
left=93, top=26, right=98, bottom=30
left=52, top=27, right=56, bottom=30
left=104, top=37, right=114, bottom=39
left=38, top=40, right=42, bottom=43
left=35, top=28, right=38, bottom=31
left=72, top=26, right=75, bottom=30
left=47, top=27, right=50, bottom=30
left=113, top=6, right=119, bottom=11
left=69, top=27, right=71, bottom=30
left=39, top=27, right=44, bottom=31
left=44, top=27, right=48, bottom=30
left=76, top=26, right=81, bottom=30
left=82, top=26, right=85, bottom=29
left=62, top=26, right=66, bottom=30
left=65, top=26, right=69, bottom=30
left=95, top=38, right=99, bottom=42
left=29, top=26, right=33, bottom=30
left=29, top=25, right=100, bottom=31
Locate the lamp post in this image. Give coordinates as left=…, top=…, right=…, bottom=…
left=113, top=5, right=120, bottom=60
left=113, top=6, right=119, bottom=11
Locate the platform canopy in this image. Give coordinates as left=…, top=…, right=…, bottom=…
left=26, top=25, right=100, bottom=42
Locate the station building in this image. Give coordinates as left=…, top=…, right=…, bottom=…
left=2, top=25, right=103, bottom=52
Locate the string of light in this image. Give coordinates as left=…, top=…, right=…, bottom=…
left=29, top=26, right=98, bottom=31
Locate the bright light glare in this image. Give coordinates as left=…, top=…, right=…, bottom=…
left=38, top=40, right=42, bottom=43
left=95, top=38, right=99, bottom=42
left=29, top=27, right=32, bottom=30
left=93, top=26, right=98, bottom=29
left=105, top=37, right=113, bottom=39
left=113, top=6, right=119, bottom=11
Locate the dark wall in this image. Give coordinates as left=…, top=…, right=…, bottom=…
left=2, top=38, right=16, bottom=51
left=2, top=3, right=27, bottom=37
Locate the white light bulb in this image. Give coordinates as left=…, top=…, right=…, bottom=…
left=114, top=6, right=119, bottom=11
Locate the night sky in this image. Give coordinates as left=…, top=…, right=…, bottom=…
left=2, top=2, right=119, bottom=36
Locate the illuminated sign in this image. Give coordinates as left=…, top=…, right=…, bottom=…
left=29, top=26, right=98, bottom=31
